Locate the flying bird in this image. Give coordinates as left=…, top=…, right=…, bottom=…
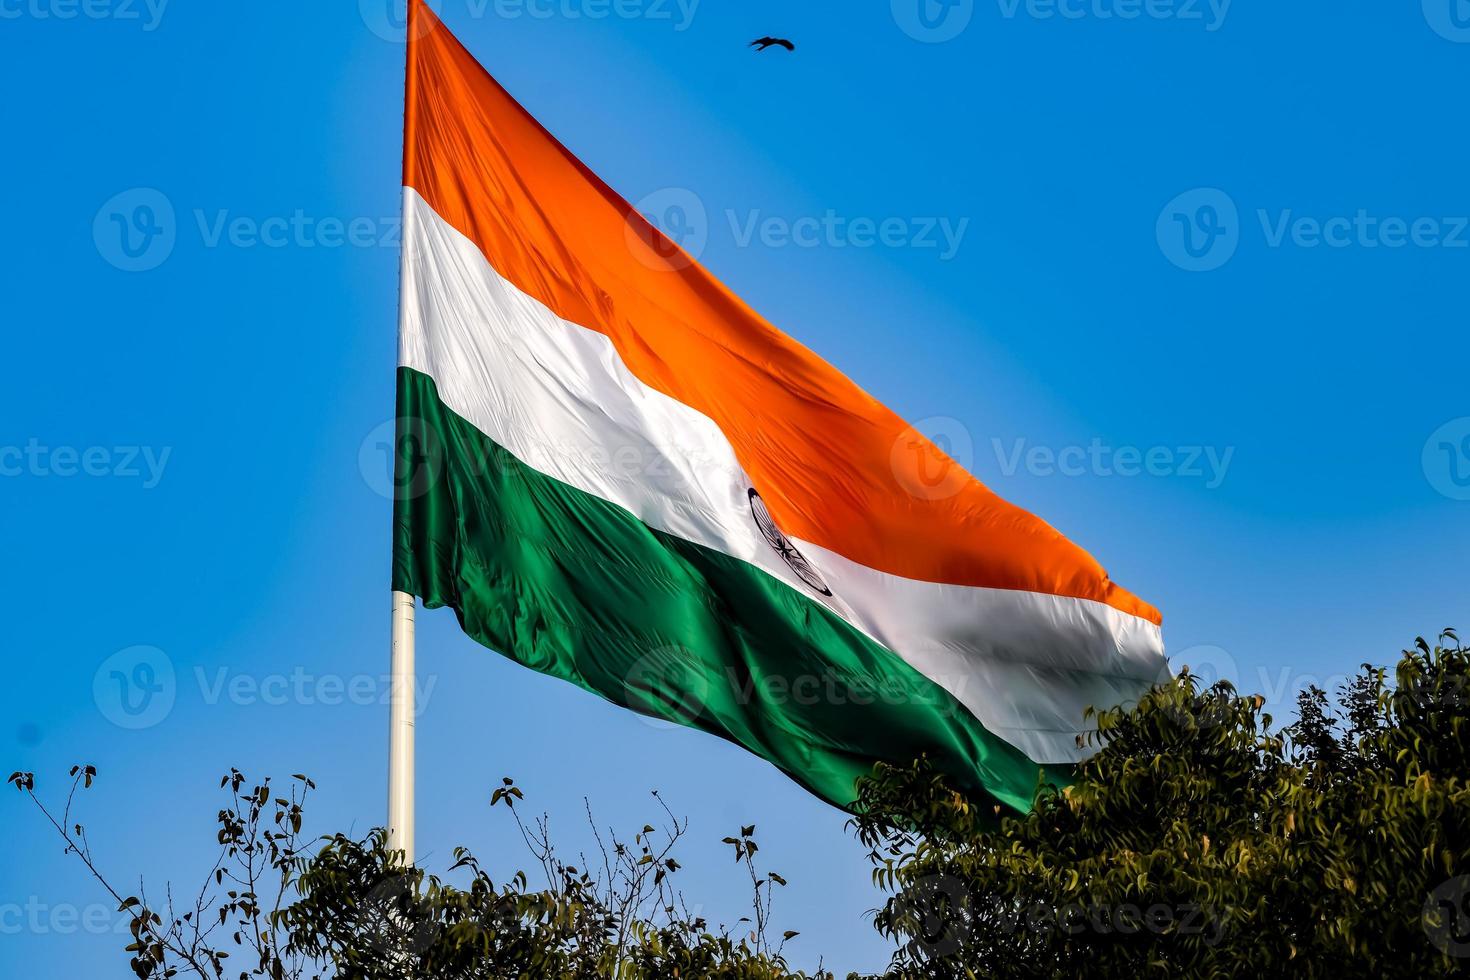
left=749, top=36, right=795, bottom=52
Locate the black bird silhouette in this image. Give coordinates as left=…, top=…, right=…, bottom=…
left=749, top=36, right=795, bottom=52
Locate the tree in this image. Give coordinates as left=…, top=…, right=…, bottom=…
left=12, top=630, right=1469, bottom=978
left=8, top=770, right=830, bottom=979
left=852, top=631, right=1470, bottom=978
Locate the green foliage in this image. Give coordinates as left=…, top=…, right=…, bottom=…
left=13, top=630, right=1470, bottom=978
left=852, top=631, right=1470, bottom=978
left=12, top=769, right=833, bottom=979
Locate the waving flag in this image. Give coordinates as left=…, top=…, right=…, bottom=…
left=391, top=0, right=1166, bottom=813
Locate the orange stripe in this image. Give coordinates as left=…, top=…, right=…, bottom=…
left=401, top=0, right=1161, bottom=626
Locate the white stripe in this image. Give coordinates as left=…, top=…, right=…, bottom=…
left=399, top=189, right=1167, bottom=763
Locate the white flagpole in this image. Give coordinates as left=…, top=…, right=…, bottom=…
left=387, top=589, right=416, bottom=864
left=386, top=190, right=418, bottom=870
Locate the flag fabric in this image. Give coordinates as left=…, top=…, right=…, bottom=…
left=392, top=0, right=1167, bottom=813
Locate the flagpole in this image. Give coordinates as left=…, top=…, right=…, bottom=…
left=387, top=590, right=416, bottom=864
left=386, top=0, right=423, bottom=872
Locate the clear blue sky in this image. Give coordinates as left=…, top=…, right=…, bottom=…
left=3, top=2, right=1468, bottom=975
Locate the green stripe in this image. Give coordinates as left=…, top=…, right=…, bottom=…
left=391, top=366, right=1057, bottom=813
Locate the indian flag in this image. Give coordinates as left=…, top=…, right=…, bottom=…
left=391, top=0, right=1167, bottom=814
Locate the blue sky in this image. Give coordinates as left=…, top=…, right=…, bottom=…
left=3, top=1, right=1468, bottom=975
